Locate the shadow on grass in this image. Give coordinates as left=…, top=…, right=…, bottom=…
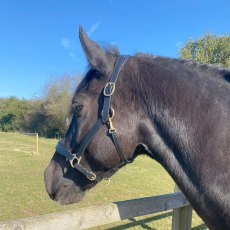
left=192, top=223, right=208, bottom=230
left=105, top=211, right=207, bottom=230
left=106, top=211, right=172, bottom=230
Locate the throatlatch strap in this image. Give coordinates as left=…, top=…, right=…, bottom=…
left=110, top=132, right=131, bottom=164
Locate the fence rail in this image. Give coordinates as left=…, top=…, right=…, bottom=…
left=0, top=192, right=191, bottom=230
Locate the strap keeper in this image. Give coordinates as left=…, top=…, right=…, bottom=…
left=87, top=172, right=97, bottom=181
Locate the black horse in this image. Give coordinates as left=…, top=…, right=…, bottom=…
left=44, top=27, right=230, bottom=230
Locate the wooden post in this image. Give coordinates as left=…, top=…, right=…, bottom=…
left=35, top=133, right=38, bottom=154
left=172, top=184, right=192, bottom=230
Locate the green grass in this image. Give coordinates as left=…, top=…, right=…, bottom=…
left=0, top=132, right=207, bottom=229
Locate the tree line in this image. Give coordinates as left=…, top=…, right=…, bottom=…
left=0, top=75, right=78, bottom=138
left=1, top=33, right=230, bottom=138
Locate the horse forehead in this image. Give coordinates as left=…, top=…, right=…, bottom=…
left=77, top=69, right=106, bottom=92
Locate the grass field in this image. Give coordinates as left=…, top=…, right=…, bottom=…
left=0, top=132, right=207, bottom=229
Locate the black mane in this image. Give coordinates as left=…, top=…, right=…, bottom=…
left=136, top=53, right=230, bottom=83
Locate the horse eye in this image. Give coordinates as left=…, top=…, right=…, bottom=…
left=72, top=104, right=83, bottom=116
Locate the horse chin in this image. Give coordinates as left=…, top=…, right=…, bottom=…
left=57, top=192, right=84, bottom=205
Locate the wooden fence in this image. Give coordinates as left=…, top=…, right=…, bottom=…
left=0, top=191, right=192, bottom=230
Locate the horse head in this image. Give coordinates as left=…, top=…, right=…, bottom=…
left=44, top=27, right=151, bottom=205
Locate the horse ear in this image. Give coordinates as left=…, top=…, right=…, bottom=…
left=79, top=26, right=110, bottom=73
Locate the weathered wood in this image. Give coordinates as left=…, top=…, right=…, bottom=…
left=115, top=192, right=189, bottom=220
left=172, top=185, right=192, bottom=230
left=0, top=193, right=190, bottom=230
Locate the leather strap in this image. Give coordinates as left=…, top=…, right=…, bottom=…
left=74, top=163, right=96, bottom=181
left=76, top=119, right=104, bottom=158
left=56, top=141, right=75, bottom=161
left=102, top=55, right=129, bottom=123
left=110, top=132, right=131, bottom=163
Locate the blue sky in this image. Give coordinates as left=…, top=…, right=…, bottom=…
left=0, top=0, right=230, bottom=99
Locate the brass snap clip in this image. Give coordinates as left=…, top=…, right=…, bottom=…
left=108, top=117, right=116, bottom=133
left=108, top=108, right=116, bottom=133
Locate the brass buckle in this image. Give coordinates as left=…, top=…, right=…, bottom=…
left=104, top=82, right=115, bottom=96
left=69, top=154, right=82, bottom=168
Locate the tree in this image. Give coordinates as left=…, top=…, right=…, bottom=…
left=179, top=33, right=230, bottom=68
left=0, top=97, right=30, bottom=132
left=42, top=75, right=75, bottom=137
left=26, top=75, right=78, bottom=138
left=0, top=75, right=80, bottom=137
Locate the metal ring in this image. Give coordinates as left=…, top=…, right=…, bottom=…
left=69, top=154, right=81, bottom=168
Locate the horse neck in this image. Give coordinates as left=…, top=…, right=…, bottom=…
left=133, top=57, right=230, bottom=229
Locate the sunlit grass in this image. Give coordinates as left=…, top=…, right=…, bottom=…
left=0, top=132, right=207, bottom=229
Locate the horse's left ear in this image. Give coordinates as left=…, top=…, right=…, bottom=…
left=79, top=26, right=112, bottom=74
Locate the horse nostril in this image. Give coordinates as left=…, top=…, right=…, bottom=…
left=49, top=193, right=55, bottom=200
left=49, top=192, right=57, bottom=200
